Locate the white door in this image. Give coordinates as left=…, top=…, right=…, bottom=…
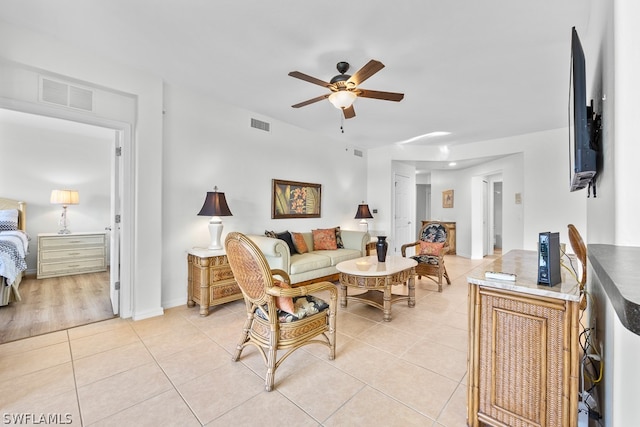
left=483, top=180, right=489, bottom=256
left=109, top=132, right=122, bottom=315
left=393, top=173, right=412, bottom=254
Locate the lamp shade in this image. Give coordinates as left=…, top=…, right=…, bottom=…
left=328, top=90, right=357, bottom=110
left=354, top=203, right=373, bottom=219
left=197, top=187, right=232, bottom=217
left=50, top=190, right=79, bottom=206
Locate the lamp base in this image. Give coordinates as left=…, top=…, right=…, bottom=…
left=58, top=228, right=72, bottom=235
left=208, top=219, right=224, bottom=250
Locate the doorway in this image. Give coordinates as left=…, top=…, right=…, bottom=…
left=393, top=173, right=412, bottom=254
left=0, top=108, right=125, bottom=341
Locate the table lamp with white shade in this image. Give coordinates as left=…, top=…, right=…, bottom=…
left=50, top=189, right=79, bottom=234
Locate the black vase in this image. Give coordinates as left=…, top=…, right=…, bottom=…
left=376, top=236, right=388, bottom=262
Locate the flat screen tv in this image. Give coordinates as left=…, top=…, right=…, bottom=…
left=569, top=26, right=597, bottom=192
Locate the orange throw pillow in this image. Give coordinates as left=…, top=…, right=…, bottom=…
left=291, top=232, right=309, bottom=254
left=312, top=228, right=338, bottom=250
left=273, top=280, right=295, bottom=314
left=419, top=241, right=445, bottom=256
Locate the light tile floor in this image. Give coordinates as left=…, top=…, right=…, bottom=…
left=0, top=254, right=497, bottom=426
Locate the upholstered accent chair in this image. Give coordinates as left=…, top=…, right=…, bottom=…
left=224, top=232, right=338, bottom=391
left=401, top=221, right=451, bottom=292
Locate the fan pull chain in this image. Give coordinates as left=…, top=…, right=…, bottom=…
left=340, top=111, right=345, bottom=134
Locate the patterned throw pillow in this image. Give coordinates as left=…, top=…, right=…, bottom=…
left=273, top=280, right=295, bottom=314
left=334, top=226, right=344, bottom=248
left=264, top=230, right=277, bottom=238
left=290, top=232, right=309, bottom=254
left=0, top=209, right=19, bottom=231
left=312, top=228, right=338, bottom=250
left=419, top=241, right=445, bottom=256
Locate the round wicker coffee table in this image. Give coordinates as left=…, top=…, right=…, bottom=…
left=336, top=255, right=417, bottom=321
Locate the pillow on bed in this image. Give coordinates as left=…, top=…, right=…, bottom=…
left=0, top=209, right=19, bottom=231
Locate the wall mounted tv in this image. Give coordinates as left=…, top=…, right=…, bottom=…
left=569, top=26, right=600, bottom=192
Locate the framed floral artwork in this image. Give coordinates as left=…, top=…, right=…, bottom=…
left=442, top=189, right=454, bottom=208
left=272, top=179, right=321, bottom=219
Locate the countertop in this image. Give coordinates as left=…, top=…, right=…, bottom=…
left=588, top=244, right=640, bottom=336
left=467, top=249, right=581, bottom=302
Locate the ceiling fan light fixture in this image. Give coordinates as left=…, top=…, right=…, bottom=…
left=328, top=90, right=357, bottom=110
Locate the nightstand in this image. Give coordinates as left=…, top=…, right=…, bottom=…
left=37, top=232, right=107, bottom=279
left=187, top=247, right=243, bottom=316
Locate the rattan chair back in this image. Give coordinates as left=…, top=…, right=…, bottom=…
left=225, top=231, right=274, bottom=305
left=567, top=224, right=587, bottom=287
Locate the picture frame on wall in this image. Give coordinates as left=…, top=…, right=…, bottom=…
left=442, top=189, right=454, bottom=208
left=272, top=179, right=321, bottom=219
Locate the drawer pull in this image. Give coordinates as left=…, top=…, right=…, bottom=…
left=68, top=252, right=81, bottom=256
left=66, top=265, right=80, bottom=268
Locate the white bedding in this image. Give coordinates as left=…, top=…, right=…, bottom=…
left=0, top=230, right=29, bottom=285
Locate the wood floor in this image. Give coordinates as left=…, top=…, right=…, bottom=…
left=0, top=271, right=115, bottom=343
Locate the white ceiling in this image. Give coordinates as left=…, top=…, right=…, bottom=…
left=0, top=1, right=593, bottom=168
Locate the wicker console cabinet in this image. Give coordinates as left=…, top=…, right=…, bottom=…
left=187, top=247, right=242, bottom=316
left=466, top=250, right=580, bottom=427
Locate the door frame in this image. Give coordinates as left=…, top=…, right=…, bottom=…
left=0, top=97, right=134, bottom=317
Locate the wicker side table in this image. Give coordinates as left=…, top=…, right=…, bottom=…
left=187, top=247, right=242, bottom=316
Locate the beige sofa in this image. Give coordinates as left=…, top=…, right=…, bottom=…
left=248, top=230, right=370, bottom=285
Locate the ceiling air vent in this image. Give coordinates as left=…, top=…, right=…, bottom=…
left=40, top=77, right=94, bottom=111
left=354, top=149, right=364, bottom=157
left=251, top=118, right=270, bottom=132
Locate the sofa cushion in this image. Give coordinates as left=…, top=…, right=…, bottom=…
left=291, top=232, right=309, bottom=254
left=312, top=228, right=338, bottom=250
left=290, top=253, right=331, bottom=275
left=313, top=248, right=363, bottom=266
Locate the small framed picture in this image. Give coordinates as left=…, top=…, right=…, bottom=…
left=442, top=189, right=454, bottom=208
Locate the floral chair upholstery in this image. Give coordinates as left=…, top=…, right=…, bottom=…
left=224, top=232, right=337, bottom=391
left=401, top=221, right=451, bottom=292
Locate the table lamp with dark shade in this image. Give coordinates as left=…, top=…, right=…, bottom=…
left=354, top=201, right=373, bottom=232
left=197, top=186, right=232, bottom=250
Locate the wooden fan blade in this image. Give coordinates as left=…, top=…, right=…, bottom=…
left=288, top=71, right=332, bottom=88
left=347, top=60, right=384, bottom=86
left=357, top=89, right=404, bottom=102
left=343, top=105, right=356, bottom=119
left=291, top=94, right=329, bottom=108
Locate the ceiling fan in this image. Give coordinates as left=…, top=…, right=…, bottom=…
left=288, top=60, right=404, bottom=119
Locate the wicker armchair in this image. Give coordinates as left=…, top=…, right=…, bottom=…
left=224, top=232, right=337, bottom=392
left=401, top=221, right=451, bottom=292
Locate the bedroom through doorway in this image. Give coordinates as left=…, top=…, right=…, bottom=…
left=0, top=109, right=120, bottom=343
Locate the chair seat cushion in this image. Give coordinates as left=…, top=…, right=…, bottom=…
left=257, top=295, right=329, bottom=323
left=411, top=255, right=440, bottom=265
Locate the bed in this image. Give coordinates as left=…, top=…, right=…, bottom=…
left=0, top=198, right=28, bottom=306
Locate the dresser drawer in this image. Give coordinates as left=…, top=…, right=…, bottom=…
left=39, top=234, right=106, bottom=250
left=39, top=247, right=106, bottom=263
left=38, top=258, right=107, bottom=277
